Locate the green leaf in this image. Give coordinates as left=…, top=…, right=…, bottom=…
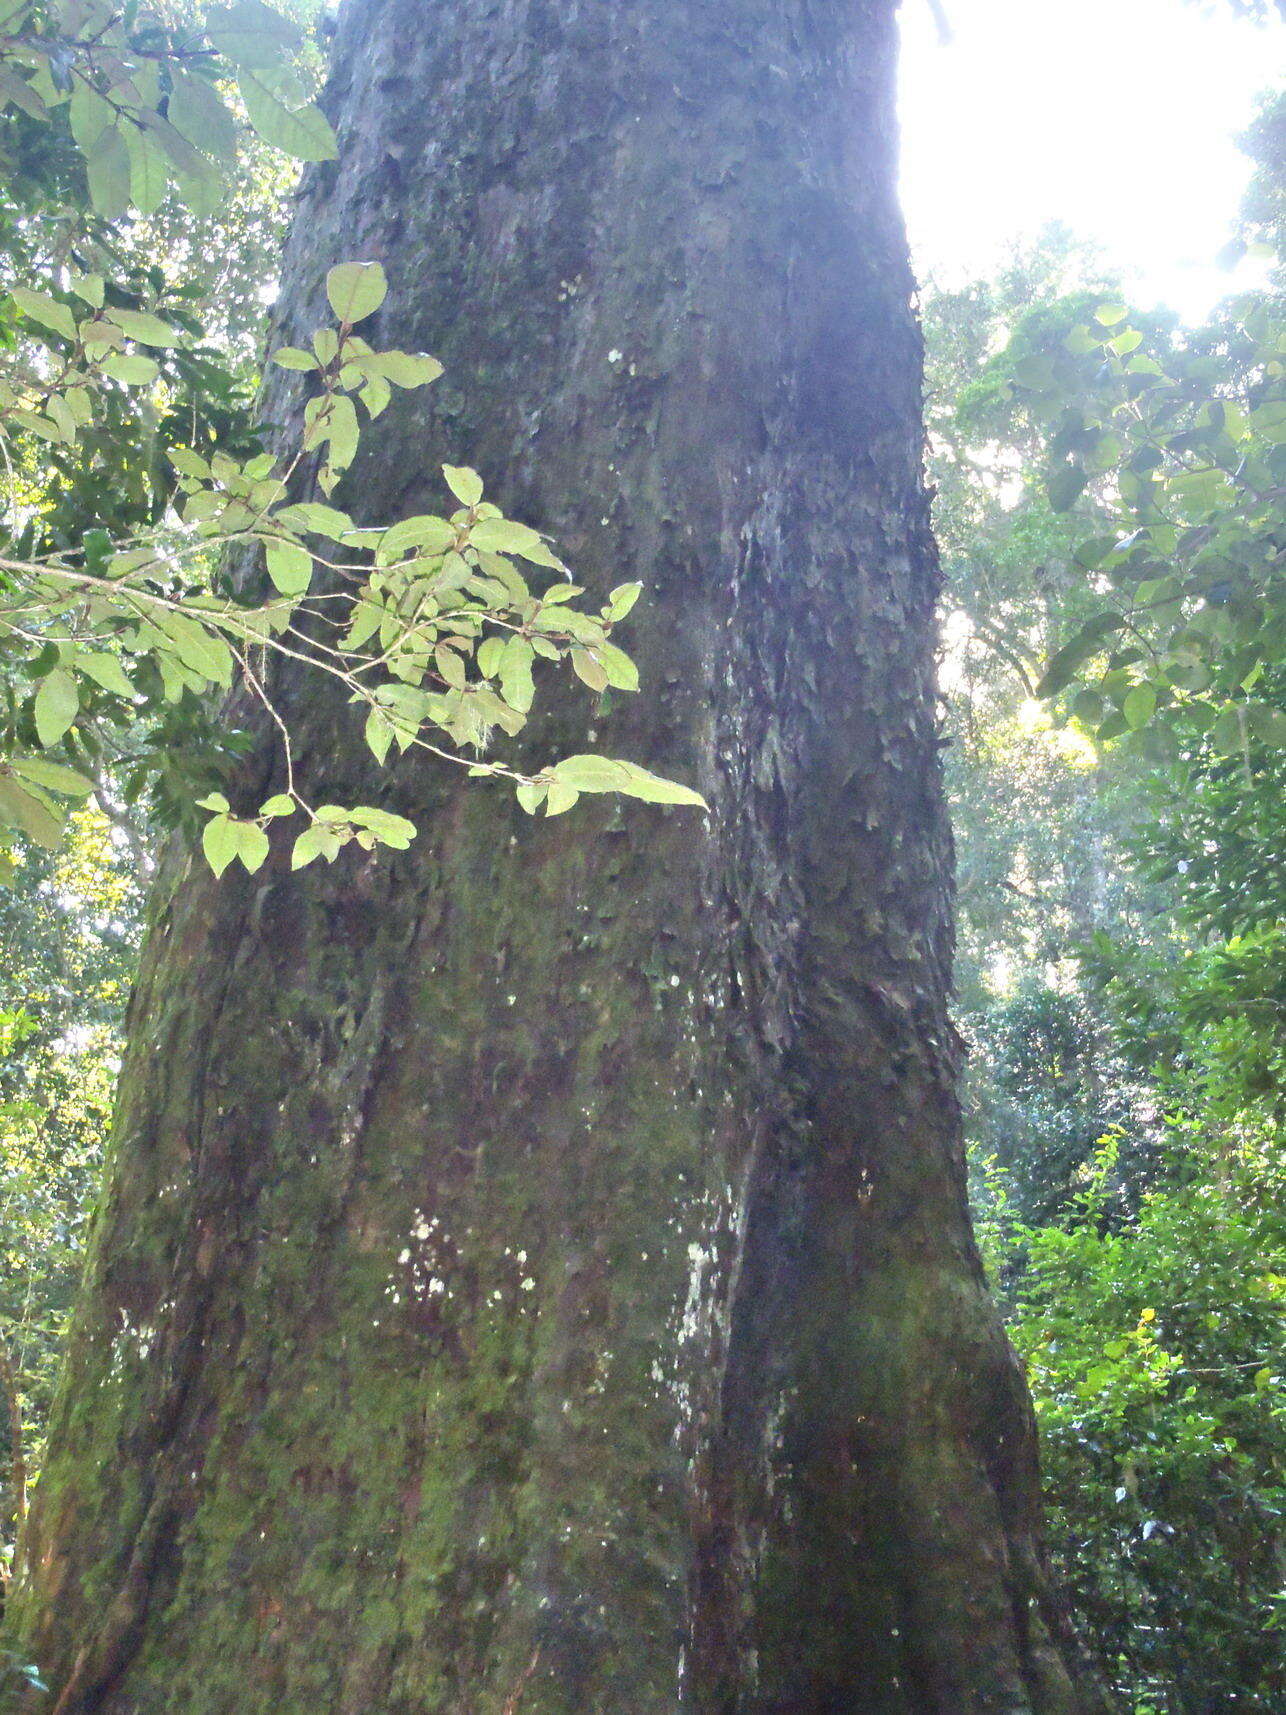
left=498, top=636, right=535, bottom=713
left=1122, top=684, right=1156, bottom=730
left=33, top=670, right=78, bottom=746
left=202, top=814, right=240, bottom=877
left=326, top=263, right=388, bottom=325
left=571, top=648, right=608, bottom=692
left=476, top=636, right=505, bottom=678
left=1047, top=463, right=1089, bottom=513
left=86, top=125, right=131, bottom=219
left=0, top=66, right=48, bottom=122
left=154, top=611, right=234, bottom=686
left=265, top=541, right=313, bottom=596
left=364, top=708, right=395, bottom=764
left=1037, top=615, right=1126, bottom=698
left=10, top=288, right=76, bottom=342
left=1210, top=705, right=1246, bottom=755
left=0, top=778, right=63, bottom=848
left=469, top=515, right=562, bottom=567
left=1251, top=400, right=1286, bottom=444
left=549, top=755, right=705, bottom=807
left=71, top=648, right=135, bottom=700
left=270, top=346, right=320, bottom=371
left=516, top=782, right=547, bottom=815
left=443, top=465, right=484, bottom=508
left=606, top=582, right=642, bottom=621
left=376, top=514, right=456, bottom=562
left=291, top=823, right=343, bottom=869
left=239, top=70, right=336, bottom=162
left=349, top=806, right=417, bottom=848
left=324, top=393, right=360, bottom=473
left=107, top=308, right=182, bottom=348
left=169, top=446, right=211, bottom=480
left=260, top=794, right=295, bottom=818
left=124, top=125, right=170, bottom=217
left=101, top=352, right=160, bottom=385
left=376, top=349, right=443, bottom=388
left=167, top=72, right=239, bottom=163
left=235, top=820, right=271, bottom=873
left=1245, top=704, right=1286, bottom=747
left=273, top=502, right=353, bottom=538
left=8, top=757, right=93, bottom=797
left=69, top=273, right=105, bottom=308
left=206, top=0, right=303, bottom=69
left=596, top=641, right=639, bottom=691
left=72, top=75, right=115, bottom=154
left=1094, top=302, right=1129, bottom=326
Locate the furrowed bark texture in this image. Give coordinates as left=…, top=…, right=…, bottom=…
left=11, top=2, right=1103, bottom=1710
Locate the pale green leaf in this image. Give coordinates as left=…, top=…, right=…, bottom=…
left=0, top=778, right=63, bottom=848
left=1122, top=684, right=1156, bottom=730
left=9, top=756, right=93, bottom=796
left=235, top=820, right=271, bottom=873
left=265, top=540, right=313, bottom=595
left=550, top=754, right=705, bottom=807
left=545, top=781, right=580, bottom=816
left=11, top=288, right=77, bottom=342
left=273, top=501, right=352, bottom=537
left=202, top=814, right=240, bottom=877
left=470, top=515, right=561, bottom=567
left=376, top=349, right=443, bottom=388
left=33, top=669, right=79, bottom=747
left=606, top=582, right=642, bottom=621
left=498, top=635, right=535, bottom=713
left=596, top=641, right=639, bottom=691
left=443, top=465, right=484, bottom=508
left=326, top=262, right=388, bottom=325
left=86, top=125, right=131, bottom=219
left=239, top=69, right=336, bottom=161
left=0, top=66, right=48, bottom=122
left=270, top=345, right=320, bottom=371
left=291, top=823, right=342, bottom=868
left=107, top=308, right=182, bottom=347
left=206, top=0, right=302, bottom=68
left=167, top=71, right=239, bottom=162
left=101, top=352, right=160, bottom=385
left=571, top=647, right=608, bottom=692
left=123, top=125, right=170, bottom=217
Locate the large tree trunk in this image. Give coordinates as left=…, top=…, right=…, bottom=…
left=10, top=2, right=1102, bottom=1710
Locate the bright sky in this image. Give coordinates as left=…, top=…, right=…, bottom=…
left=899, top=0, right=1286, bottom=319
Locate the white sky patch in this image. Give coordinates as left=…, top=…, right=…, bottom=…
left=900, top=0, right=1286, bottom=319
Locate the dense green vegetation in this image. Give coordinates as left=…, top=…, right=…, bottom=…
left=930, top=96, right=1286, bottom=1711
left=0, top=3, right=1281, bottom=1710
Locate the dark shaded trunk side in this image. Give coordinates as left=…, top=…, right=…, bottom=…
left=12, top=2, right=1103, bottom=1710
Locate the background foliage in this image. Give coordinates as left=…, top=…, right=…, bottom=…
left=930, top=91, right=1286, bottom=1710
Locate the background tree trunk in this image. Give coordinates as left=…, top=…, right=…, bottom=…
left=10, top=1, right=1103, bottom=1709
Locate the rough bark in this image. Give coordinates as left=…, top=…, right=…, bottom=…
left=10, top=1, right=1105, bottom=1710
